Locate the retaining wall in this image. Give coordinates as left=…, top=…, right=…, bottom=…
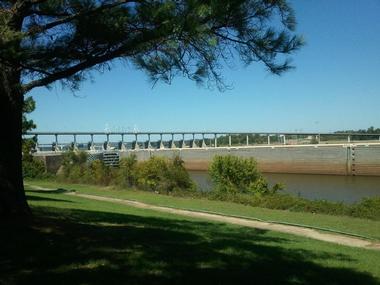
left=35, top=143, right=380, bottom=176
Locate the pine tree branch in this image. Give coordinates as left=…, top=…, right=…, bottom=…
left=22, top=27, right=159, bottom=92
left=25, top=0, right=141, bottom=37
left=22, top=50, right=127, bottom=92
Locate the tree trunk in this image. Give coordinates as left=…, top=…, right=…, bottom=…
left=0, top=65, right=30, bottom=217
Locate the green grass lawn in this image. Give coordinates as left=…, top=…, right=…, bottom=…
left=1, top=186, right=380, bottom=285
left=26, top=179, right=380, bottom=240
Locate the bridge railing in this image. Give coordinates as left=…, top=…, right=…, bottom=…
left=24, top=132, right=380, bottom=152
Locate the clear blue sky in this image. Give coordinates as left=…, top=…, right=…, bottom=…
left=28, top=0, right=380, bottom=133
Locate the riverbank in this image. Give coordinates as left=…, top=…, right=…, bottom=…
left=25, top=179, right=380, bottom=240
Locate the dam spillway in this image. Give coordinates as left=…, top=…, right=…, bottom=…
left=119, top=144, right=380, bottom=176
left=32, top=142, right=380, bottom=177
left=26, top=131, right=380, bottom=176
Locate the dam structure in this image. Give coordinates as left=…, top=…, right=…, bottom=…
left=26, top=131, right=380, bottom=176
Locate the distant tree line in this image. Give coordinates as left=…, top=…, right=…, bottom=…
left=335, top=127, right=380, bottom=134
left=322, top=127, right=380, bottom=142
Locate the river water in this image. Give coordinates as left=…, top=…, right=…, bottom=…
left=189, top=171, right=380, bottom=204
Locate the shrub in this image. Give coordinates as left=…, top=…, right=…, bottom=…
left=248, top=194, right=348, bottom=215
left=209, top=155, right=280, bottom=195
left=165, top=155, right=194, bottom=193
left=115, top=154, right=137, bottom=187
left=85, top=160, right=113, bottom=185
left=135, top=156, right=167, bottom=191
left=22, top=158, right=46, bottom=178
left=60, top=151, right=88, bottom=182
left=136, top=155, right=194, bottom=193
left=350, top=197, right=380, bottom=220
left=22, top=139, right=46, bottom=178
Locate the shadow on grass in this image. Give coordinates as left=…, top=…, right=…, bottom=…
left=1, top=206, right=379, bottom=285
left=25, top=189, right=75, bottom=203
left=25, top=188, right=75, bottom=194
left=25, top=195, right=74, bottom=203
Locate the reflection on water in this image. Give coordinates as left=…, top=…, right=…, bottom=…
left=189, top=171, right=380, bottom=204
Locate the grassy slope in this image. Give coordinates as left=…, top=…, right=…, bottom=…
left=26, top=179, right=380, bottom=240
left=1, top=187, right=379, bottom=285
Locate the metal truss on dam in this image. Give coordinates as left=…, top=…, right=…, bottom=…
left=26, top=131, right=380, bottom=176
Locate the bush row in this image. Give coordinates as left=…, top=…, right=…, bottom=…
left=58, top=151, right=195, bottom=194
left=206, top=191, right=380, bottom=220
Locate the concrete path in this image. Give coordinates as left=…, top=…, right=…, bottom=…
left=66, top=192, right=380, bottom=250
left=27, top=184, right=380, bottom=250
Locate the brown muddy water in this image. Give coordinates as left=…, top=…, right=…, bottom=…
left=189, top=171, right=380, bottom=204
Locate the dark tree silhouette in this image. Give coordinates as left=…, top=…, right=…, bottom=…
left=0, top=0, right=303, bottom=216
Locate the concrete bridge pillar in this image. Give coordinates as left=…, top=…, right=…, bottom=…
left=133, top=134, right=140, bottom=150
left=191, top=133, right=197, bottom=148
left=72, top=134, right=78, bottom=151
left=120, top=143, right=127, bottom=151
left=201, top=133, right=207, bottom=148
left=246, top=135, right=249, bottom=146
left=228, top=135, right=231, bottom=147
left=33, top=135, right=39, bottom=152
left=103, top=141, right=110, bottom=151
left=282, top=134, right=287, bottom=145
left=180, top=134, right=186, bottom=148
left=88, top=134, right=95, bottom=151
left=102, top=134, right=110, bottom=150
left=170, top=133, right=177, bottom=149
left=71, top=142, right=78, bottom=151
left=119, top=134, right=127, bottom=151
left=159, top=134, right=165, bottom=149
left=53, top=134, right=59, bottom=151
left=267, top=135, right=271, bottom=145
left=146, top=134, right=152, bottom=149
left=214, top=134, right=217, bottom=148
left=88, top=141, right=94, bottom=151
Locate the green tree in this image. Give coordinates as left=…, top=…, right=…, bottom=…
left=0, top=0, right=303, bottom=216
left=22, top=96, right=36, bottom=134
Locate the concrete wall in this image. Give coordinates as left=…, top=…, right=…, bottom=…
left=35, top=143, right=380, bottom=176
left=34, top=153, right=63, bottom=174
left=352, top=145, right=380, bottom=176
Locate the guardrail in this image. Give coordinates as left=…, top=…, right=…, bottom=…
left=24, top=131, right=380, bottom=152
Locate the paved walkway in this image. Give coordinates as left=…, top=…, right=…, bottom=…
left=64, top=192, right=380, bottom=250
